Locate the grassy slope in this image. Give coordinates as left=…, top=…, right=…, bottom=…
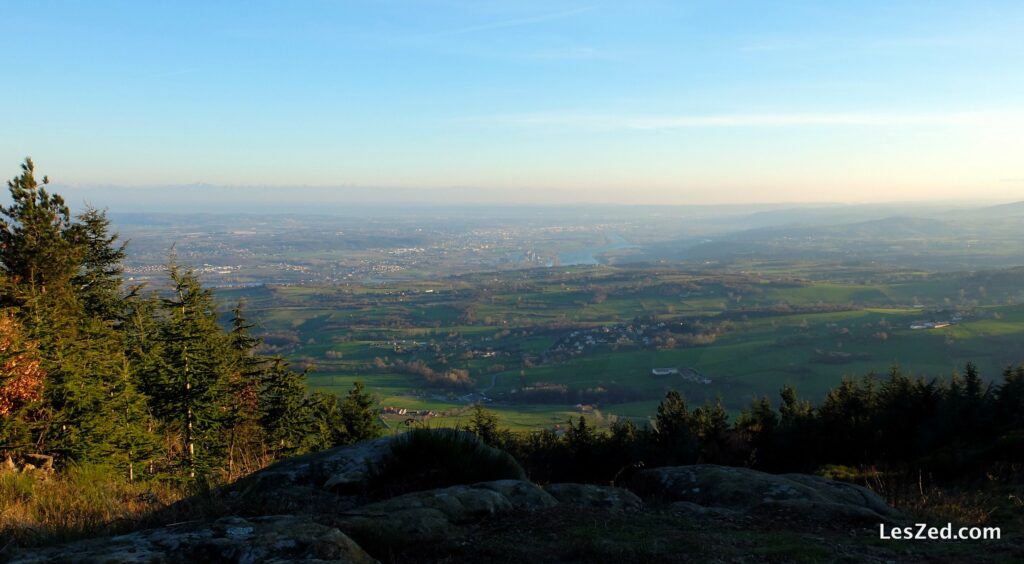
left=219, top=266, right=1024, bottom=431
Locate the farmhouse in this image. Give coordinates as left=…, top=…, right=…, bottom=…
left=651, top=367, right=679, bottom=376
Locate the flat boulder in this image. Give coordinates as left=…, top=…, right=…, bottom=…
left=234, top=436, right=395, bottom=494
left=338, top=480, right=556, bottom=548
left=10, top=515, right=377, bottom=564
left=544, top=483, right=643, bottom=511
left=631, top=465, right=898, bottom=523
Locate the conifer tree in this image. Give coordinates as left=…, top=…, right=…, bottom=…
left=70, top=207, right=129, bottom=322
left=0, top=158, right=81, bottom=308
left=338, top=381, right=380, bottom=444
left=149, top=264, right=231, bottom=479
left=654, top=390, right=697, bottom=463
left=468, top=403, right=499, bottom=445
left=259, top=358, right=314, bottom=458
left=223, top=303, right=267, bottom=474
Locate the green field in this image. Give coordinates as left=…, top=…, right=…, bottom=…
left=219, top=264, right=1024, bottom=430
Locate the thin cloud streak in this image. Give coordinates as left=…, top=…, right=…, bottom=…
left=476, top=110, right=1024, bottom=130
left=405, top=5, right=596, bottom=40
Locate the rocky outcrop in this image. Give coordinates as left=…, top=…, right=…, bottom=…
left=544, top=483, right=642, bottom=511
left=338, top=480, right=557, bottom=547
left=220, top=437, right=397, bottom=515
left=10, top=515, right=377, bottom=564
left=232, top=436, right=395, bottom=494
left=630, top=465, right=898, bottom=523
left=12, top=432, right=905, bottom=562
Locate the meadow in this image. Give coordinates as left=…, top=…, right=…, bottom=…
left=220, top=263, right=1024, bottom=430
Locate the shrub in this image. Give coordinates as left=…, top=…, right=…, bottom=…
left=366, top=428, right=526, bottom=498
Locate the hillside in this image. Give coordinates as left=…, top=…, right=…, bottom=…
left=10, top=431, right=1022, bottom=563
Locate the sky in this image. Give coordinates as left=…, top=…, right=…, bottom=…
left=2, top=0, right=1023, bottom=206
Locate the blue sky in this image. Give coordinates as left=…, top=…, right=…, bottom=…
left=2, top=1, right=1022, bottom=205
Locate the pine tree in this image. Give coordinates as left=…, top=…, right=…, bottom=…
left=654, top=390, right=697, bottom=464
left=692, top=398, right=730, bottom=463
left=338, top=381, right=380, bottom=445
left=995, top=366, right=1024, bottom=429
left=259, top=358, right=314, bottom=458
left=467, top=403, right=499, bottom=445
left=148, top=264, right=231, bottom=479
left=69, top=207, right=129, bottom=323
left=0, top=158, right=81, bottom=308
left=223, top=302, right=267, bottom=475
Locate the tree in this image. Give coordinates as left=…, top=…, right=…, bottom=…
left=259, top=358, right=314, bottom=459
left=147, top=264, right=231, bottom=479
left=467, top=403, right=499, bottom=445
left=736, top=396, right=777, bottom=467
left=337, top=381, right=380, bottom=444
left=654, top=390, right=697, bottom=464
left=692, top=398, right=730, bottom=463
left=995, top=366, right=1024, bottom=429
left=69, top=207, right=129, bottom=322
left=0, top=158, right=81, bottom=307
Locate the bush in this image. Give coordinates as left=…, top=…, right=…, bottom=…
left=366, top=428, right=526, bottom=498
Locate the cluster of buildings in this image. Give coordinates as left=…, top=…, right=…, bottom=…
left=909, top=313, right=962, bottom=330
left=380, top=406, right=437, bottom=417
left=651, top=367, right=712, bottom=384
left=547, top=322, right=670, bottom=357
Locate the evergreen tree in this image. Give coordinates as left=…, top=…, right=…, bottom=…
left=148, top=264, right=231, bottom=479
left=223, top=303, right=268, bottom=475
left=0, top=158, right=81, bottom=308
left=69, top=207, right=129, bottom=322
left=654, top=390, right=697, bottom=464
left=995, top=366, right=1024, bottom=429
left=736, top=396, right=777, bottom=467
left=467, top=403, right=499, bottom=445
left=337, top=381, right=380, bottom=444
left=692, top=398, right=730, bottom=463
left=259, top=358, right=314, bottom=458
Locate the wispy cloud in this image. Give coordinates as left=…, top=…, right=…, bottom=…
left=474, top=110, right=1024, bottom=130
left=406, top=5, right=596, bottom=40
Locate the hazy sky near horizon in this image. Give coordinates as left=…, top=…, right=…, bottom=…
left=2, top=1, right=1023, bottom=206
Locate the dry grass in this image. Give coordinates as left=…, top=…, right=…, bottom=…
left=0, top=465, right=186, bottom=551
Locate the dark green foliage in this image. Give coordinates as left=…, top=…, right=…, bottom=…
left=0, top=158, right=80, bottom=306
left=653, top=390, right=697, bottom=464
left=0, top=159, right=345, bottom=485
left=692, top=398, right=731, bottom=464
left=259, top=359, right=315, bottom=457
left=338, top=381, right=381, bottom=445
left=69, top=208, right=129, bottom=322
left=467, top=403, right=500, bottom=445
left=145, top=264, right=231, bottom=478
left=494, top=362, right=1024, bottom=488
left=366, top=428, right=526, bottom=498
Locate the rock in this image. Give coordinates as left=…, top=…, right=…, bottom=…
left=23, top=453, right=54, bottom=472
left=338, top=480, right=556, bottom=548
left=219, top=437, right=397, bottom=515
left=544, top=483, right=643, bottom=511
left=472, top=479, right=559, bottom=510
left=235, top=436, right=396, bottom=493
left=631, top=465, right=898, bottom=522
left=669, top=501, right=739, bottom=518
left=780, top=473, right=897, bottom=518
left=10, top=515, right=377, bottom=563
